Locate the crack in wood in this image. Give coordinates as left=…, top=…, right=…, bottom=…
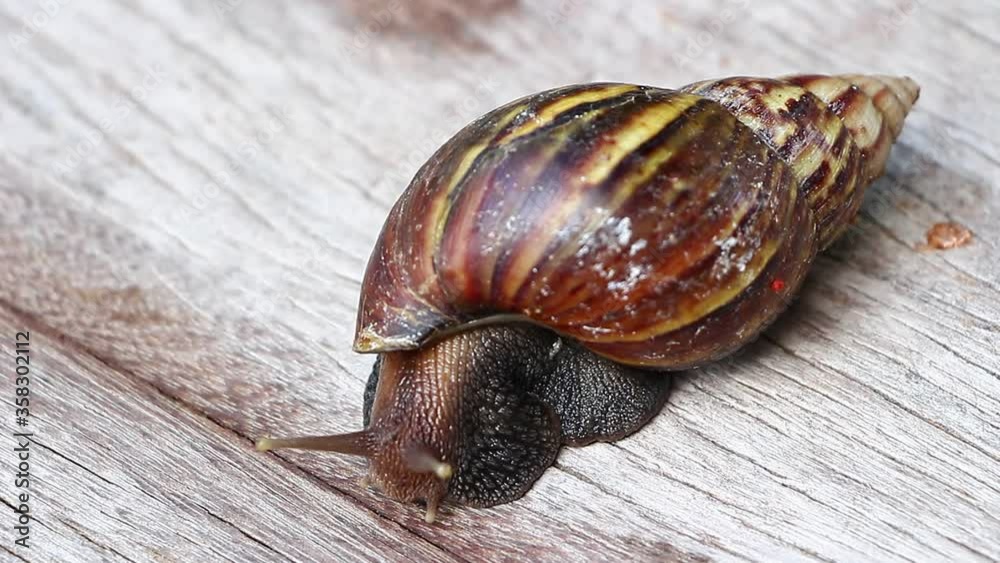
left=1, top=544, right=31, bottom=563
left=59, top=517, right=140, bottom=563
left=31, top=440, right=124, bottom=491
left=194, top=502, right=292, bottom=562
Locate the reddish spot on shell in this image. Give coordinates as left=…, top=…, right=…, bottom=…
left=770, top=278, right=786, bottom=292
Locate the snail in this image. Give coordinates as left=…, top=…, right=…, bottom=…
left=257, top=74, right=919, bottom=522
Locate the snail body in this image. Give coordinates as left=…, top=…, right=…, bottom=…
left=259, top=74, right=919, bottom=522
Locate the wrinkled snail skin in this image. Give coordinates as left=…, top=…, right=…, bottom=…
left=258, top=74, right=919, bottom=522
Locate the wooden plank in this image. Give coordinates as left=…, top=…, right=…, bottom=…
left=1, top=0, right=998, bottom=561
left=0, top=304, right=463, bottom=563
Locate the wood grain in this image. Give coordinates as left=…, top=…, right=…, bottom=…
left=1, top=1, right=997, bottom=561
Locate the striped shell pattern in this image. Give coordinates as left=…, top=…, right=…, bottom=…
left=355, top=75, right=919, bottom=369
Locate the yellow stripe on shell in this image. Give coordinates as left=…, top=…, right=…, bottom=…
left=799, top=76, right=883, bottom=151
left=744, top=84, right=801, bottom=146
left=493, top=84, right=639, bottom=145
left=590, top=178, right=796, bottom=343
left=425, top=102, right=528, bottom=268
left=471, top=124, right=581, bottom=298
left=792, top=122, right=851, bottom=208
left=428, top=85, right=639, bottom=277
left=500, top=93, right=705, bottom=303
left=518, top=96, right=717, bottom=307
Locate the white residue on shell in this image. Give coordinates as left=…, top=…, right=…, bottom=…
left=575, top=212, right=633, bottom=258
left=614, top=216, right=632, bottom=246
left=607, top=264, right=646, bottom=300
left=504, top=214, right=521, bottom=234
left=591, top=262, right=616, bottom=280
left=629, top=239, right=647, bottom=256
left=482, top=212, right=525, bottom=254
left=713, top=234, right=744, bottom=278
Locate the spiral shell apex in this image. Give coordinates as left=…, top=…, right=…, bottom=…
left=354, top=74, right=919, bottom=369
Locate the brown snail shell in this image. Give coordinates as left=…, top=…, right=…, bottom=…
left=355, top=74, right=918, bottom=367
left=259, top=74, right=919, bottom=522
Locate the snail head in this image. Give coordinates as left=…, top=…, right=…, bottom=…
left=256, top=345, right=465, bottom=524
left=257, top=324, right=671, bottom=522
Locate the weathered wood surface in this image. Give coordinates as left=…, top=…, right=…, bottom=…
left=1, top=1, right=998, bottom=561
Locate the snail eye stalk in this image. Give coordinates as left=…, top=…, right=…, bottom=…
left=256, top=430, right=373, bottom=457
left=403, top=444, right=453, bottom=480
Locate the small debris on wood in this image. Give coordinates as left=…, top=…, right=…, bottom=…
left=918, top=222, right=973, bottom=251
